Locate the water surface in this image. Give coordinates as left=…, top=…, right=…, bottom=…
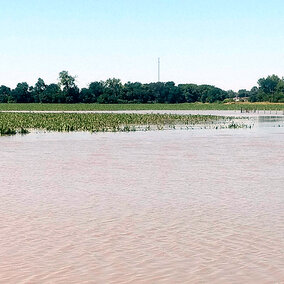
left=0, top=118, right=283, bottom=283
left=1, top=109, right=284, bottom=117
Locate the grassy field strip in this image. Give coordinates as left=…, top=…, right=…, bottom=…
left=0, top=103, right=284, bottom=111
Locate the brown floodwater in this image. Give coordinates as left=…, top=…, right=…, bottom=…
left=2, top=109, right=284, bottom=117
left=0, top=118, right=283, bottom=283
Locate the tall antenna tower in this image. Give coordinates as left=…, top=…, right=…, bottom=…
left=158, top=57, right=160, bottom=82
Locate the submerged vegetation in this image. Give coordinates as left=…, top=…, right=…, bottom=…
left=0, top=112, right=247, bottom=135
left=0, top=127, right=17, bottom=136
left=0, top=126, right=29, bottom=136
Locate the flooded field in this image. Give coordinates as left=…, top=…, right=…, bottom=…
left=0, top=116, right=283, bottom=283
left=1, top=109, right=284, bottom=117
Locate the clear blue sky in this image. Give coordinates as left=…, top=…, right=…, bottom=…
left=1, top=0, right=284, bottom=90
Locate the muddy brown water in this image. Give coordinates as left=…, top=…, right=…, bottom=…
left=0, top=117, right=283, bottom=283
left=1, top=109, right=284, bottom=117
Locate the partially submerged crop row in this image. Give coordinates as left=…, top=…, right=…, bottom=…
left=0, top=112, right=246, bottom=135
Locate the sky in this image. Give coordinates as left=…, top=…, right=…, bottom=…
left=1, top=0, right=284, bottom=91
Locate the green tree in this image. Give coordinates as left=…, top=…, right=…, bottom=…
left=32, top=78, right=46, bottom=102
left=274, top=79, right=284, bottom=102
left=226, top=90, right=237, bottom=98
left=238, top=89, right=250, bottom=98
left=58, top=71, right=79, bottom=103
left=88, top=81, right=104, bottom=102
left=179, top=84, right=199, bottom=103
left=58, top=71, right=76, bottom=90
left=0, top=85, right=11, bottom=103
left=257, top=75, right=280, bottom=95
left=12, top=82, right=31, bottom=103
left=98, top=78, right=123, bottom=103
left=39, top=84, right=62, bottom=103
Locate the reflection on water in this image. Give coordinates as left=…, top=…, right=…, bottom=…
left=256, top=115, right=284, bottom=128
left=0, top=119, right=283, bottom=283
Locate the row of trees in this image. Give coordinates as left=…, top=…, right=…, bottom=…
left=1, top=71, right=284, bottom=104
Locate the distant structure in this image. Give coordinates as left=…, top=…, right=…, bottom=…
left=158, top=57, right=160, bottom=82
left=233, top=96, right=249, bottom=102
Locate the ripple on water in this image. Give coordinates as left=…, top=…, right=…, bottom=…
left=0, top=127, right=283, bottom=283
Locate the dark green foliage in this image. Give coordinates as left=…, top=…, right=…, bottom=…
left=79, top=88, right=92, bottom=103
left=238, top=89, right=250, bottom=98
left=249, top=75, right=284, bottom=102
left=0, top=85, right=11, bottom=103
left=79, top=81, right=104, bottom=103
left=65, top=86, right=80, bottom=103
left=0, top=126, right=17, bottom=135
left=1, top=71, right=284, bottom=104
left=101, top=78, right=123, bottom=103
left=122, top=82, right=144, bottom=103
left=32, top=78, right=46, bottom=102
left=41, top=84, right=62, bottom=103
left=58, top=70, right=76, bottom=90
left=11, top=82, right=31, bottom=103
left=257, top=75, right=280, bottom=95
left=178, top=84, right=199, bottom=103
left=0, top=125, right=29, bottom=135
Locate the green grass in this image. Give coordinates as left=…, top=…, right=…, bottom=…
left=0, top=112, right=241, bottom=135
left=0, top=102, right=284, bottom=111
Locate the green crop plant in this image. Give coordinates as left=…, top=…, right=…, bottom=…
left=0, top=102, right=283, bottom=112
left=0, top=112, right=250, bottom=135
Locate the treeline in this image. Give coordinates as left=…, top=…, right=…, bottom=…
left=0, top=71, right=284, bottom=104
